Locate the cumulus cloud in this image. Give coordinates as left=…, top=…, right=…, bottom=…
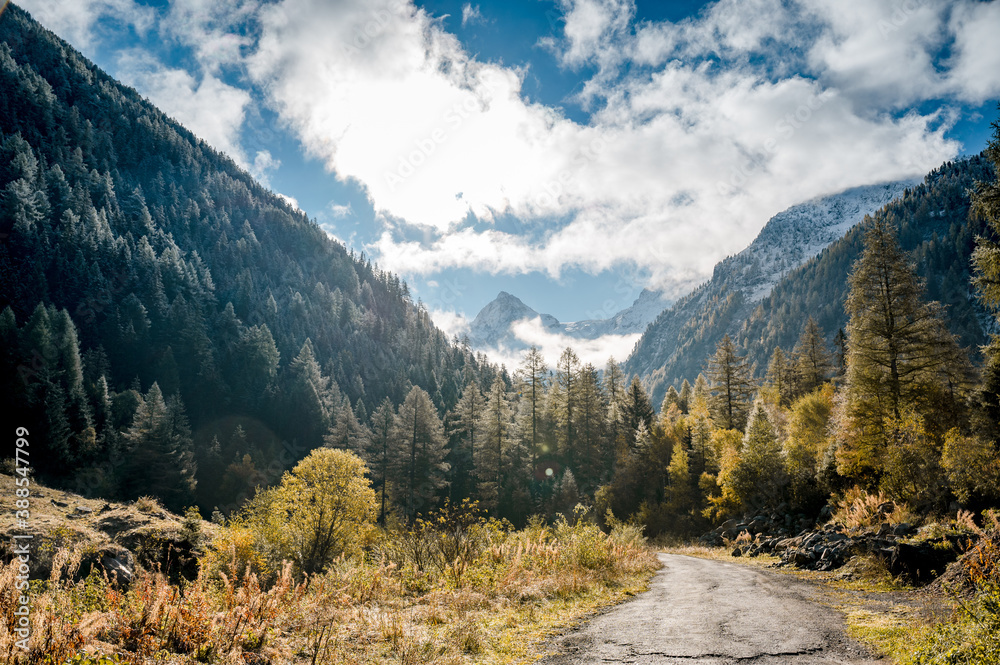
left=26, top=0, right=997, bottom=301
left=17, top=0, right=155, bottom=54
left=242, top=0, right=989, bottom=296
left=115, top=50, right=252, bottom=166
left=428, top=308, right=471, bottom=340
left=250, top=149, right=280, bottom=186
left=160, top=0, right=259, bottom=73
left=476, top=318, right=640, bottom=369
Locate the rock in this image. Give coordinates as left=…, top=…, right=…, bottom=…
left=886, top=541, right=960, bottom=584
left=75, top=505, right=93, bottom=514
left=78, top=545, right=134, bottom=588
left=892, top=523, right=915, bottom=537
left=51, top=499, right=68, bottom=508
left=877, top=502, right=895, bottom=516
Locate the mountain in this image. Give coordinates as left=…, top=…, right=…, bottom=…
left=470, top=182, right=912, bottom=360
left=626, top=157, right=994, bottom=407
left=468, top=288, right=673, bottom=353
left=0, top=5, right=497, bottom=510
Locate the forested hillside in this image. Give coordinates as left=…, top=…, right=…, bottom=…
left=628, top=157, right=993, bottom=406
left=0, top=4, right=498, bottom=513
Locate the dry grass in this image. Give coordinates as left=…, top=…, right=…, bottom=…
left=831, top=487, right=918, bottom=531
left=0, top=511, right=659, bottom=664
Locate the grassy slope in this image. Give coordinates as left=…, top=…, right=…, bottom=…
left=0, top=475, right=660, bottom=664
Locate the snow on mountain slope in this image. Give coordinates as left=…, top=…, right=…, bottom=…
left=467, top=289, right=672, bottom=355
left=467, top=180, right=916, bottom=367
left=623, top=178, right=919, bottom=390
left=715, top=180, right=918, bottom=305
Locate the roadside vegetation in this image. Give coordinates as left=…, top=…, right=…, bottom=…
left=0, top=451, right=658, bottom=664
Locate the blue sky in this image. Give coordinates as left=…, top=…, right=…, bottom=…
left=14, top=0, right=1000, bottom=364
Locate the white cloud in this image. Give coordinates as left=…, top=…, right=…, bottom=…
left=250, top=149, right=280, bottom=186
left=327, top=202, right=354, bottom=218
left=160, top=0, right=259, bottom=73
left=946, top=1, right=1000, bottom=103
left=428, top=308, right=471, bottom=339
left=243, top=0, right=986, bottom=296
left=477, top=318, right=640, bottom=369
left=35, top=0, right=993, bottom=304
left=115, top=50, right=251, bottom=166
left=461, top=4, right=484, bottom=27
left=17, top=0, right=155, bottom=54
left=277, top=193, right=301, bottom=210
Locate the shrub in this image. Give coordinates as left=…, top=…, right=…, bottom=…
left=213, top=448, right=378, bottom=578
left=831, top=487, right=917, bottom=531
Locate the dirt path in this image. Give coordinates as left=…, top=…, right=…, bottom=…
left=539, top=553, right=883, bottom=664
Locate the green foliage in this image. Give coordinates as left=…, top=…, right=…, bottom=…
left=707, top=334, right=755, bottom=431
left=941, top=429, right=1000, bottom=505
left=837, top=218, right=970, bottom=497
left=723, top=401, right=787, bottom=512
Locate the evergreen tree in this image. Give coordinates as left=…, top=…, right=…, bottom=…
left=323, top=396, right=367, bottom=452
left=284, top=338, right=334, bottom=448
left=661, top=385, right=682, bottom=413
left=706, top=334, right=755, bottom=431
left=364, top=398, right=395, bottom=524
left=121, top=382, right=196, bottom=510
left=605, top=357, right=627, bottom=448
left=678, top=379, right=692, bottom=414
left=516, top=346, right=547, bottom=469
left=620, top=376, right=654, bottom=448
left=725, top=401, right=786, bottom=512
left=575, top=363, right=608, bottom=490
left=553, top=348, right=581, bottom=471
left=476, top=376, right=516, bottom=511
left=687, top=376, right=715, bottom=476
left=839, top=218, right=970, bottom=484
left=971, top=108, right=1000, bottom=442
left=449, top=380, right=485, bottom=495
left=793, top=317, right=832, bottom=395
left=764, top=347, right=794, bottom=406
left=391, top=386, right=449, bottom=521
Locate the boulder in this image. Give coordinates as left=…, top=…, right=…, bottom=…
left=78, top=545, right=135, bottom=588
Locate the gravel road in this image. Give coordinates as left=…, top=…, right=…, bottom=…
left=540, top=553, right=883, bottom=664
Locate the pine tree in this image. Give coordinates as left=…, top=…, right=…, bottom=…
left=665, top=438, right=692, bottom=516
left=391, top=386, right=449, bottom=521
left=661, top=385, right=682, bottom=413
left=323, top=396, right=366, bottom=452
left=707, top=334, right=755, bottom=431
left=725, top=400, right=786, bottom=512
left=516, top=346, right=547, bottom=469
left=450, top=380, right=485, bottom=492
left=619, top=376, right=654, bottom=454
left=764, top=347, right=794, bottom=406
left=971, top=108, right=1000, bottom=441
left=839, top=218, right=970, bottom=484
left=477, top=376, right=515, bottom=511
left=793, top=317, right=831, bottom=395
left=678, top=379, right=692, bottom=414
left=605, top=357, right=627, bottom=448
left=553, top=348, right=580, bottom=471
left=121, top=383, right=196, bottom=510
left=365, top=397, right=396, bottom=524
left=284, top=338, right=333, bottom=447
left=687, top=376, right=715, bottom=476
left=575, top=363, right=609, bottom=490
